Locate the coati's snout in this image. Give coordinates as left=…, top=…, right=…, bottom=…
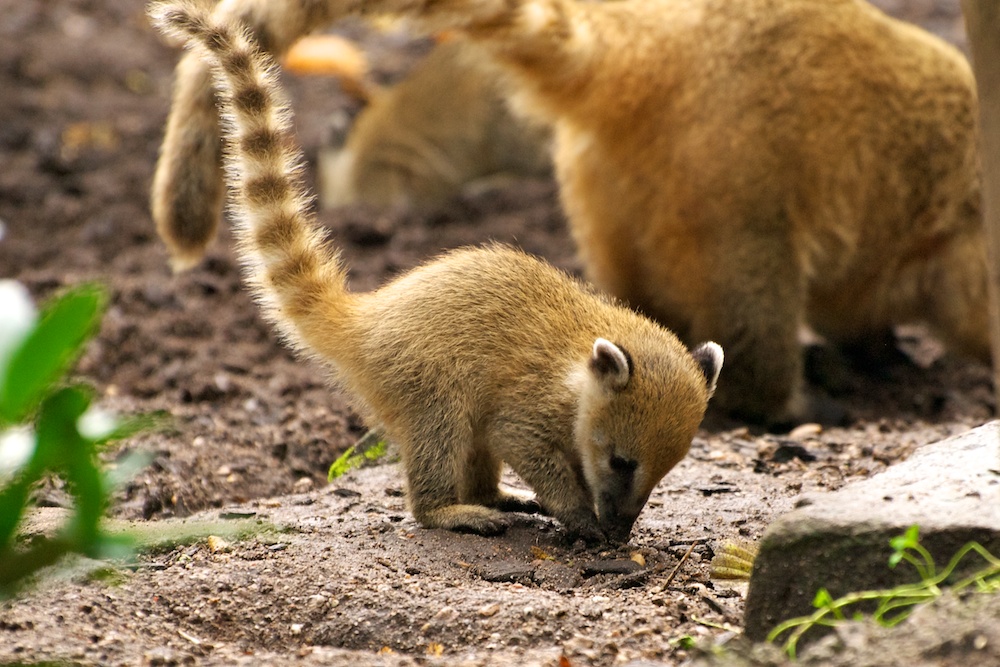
left=596, top=486, right=646, bottom=544
left=593, top=446, right=646, bottom=543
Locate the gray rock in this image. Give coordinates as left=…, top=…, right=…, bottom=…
left=744, top=421, right=1000, bottom=641
left=472, top=560, right=536, bottom=583
left=580, top=558, right=644, bottom=577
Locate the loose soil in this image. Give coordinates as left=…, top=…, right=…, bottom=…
left=0, top=1, right=992, bottom=665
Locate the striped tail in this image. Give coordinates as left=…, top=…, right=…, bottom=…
left=150, top=1, right=355, bottom=359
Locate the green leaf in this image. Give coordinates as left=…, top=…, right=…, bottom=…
left=890, top=525, right=920, bottom=552
left=363, top=439, right=387, bottom=462
left=327, top=435, right=388, bottom=481
left=0, top=285, right=106, bottom=424
left=812, top=588, right=834, bottom=609
left=35, top=386, right=104, bottom=549
left=328, top=445, right=358, bottom=481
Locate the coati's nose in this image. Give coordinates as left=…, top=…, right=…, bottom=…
left=598, top=504, right=640, bottom=544
left=599, top=516, right=638, bottom=544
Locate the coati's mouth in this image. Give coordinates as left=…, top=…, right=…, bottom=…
left=597, top=491, right=642, bottom=544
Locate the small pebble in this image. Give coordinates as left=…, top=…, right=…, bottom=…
left=788, top=422, right=822, bottom=440
left=478, top=603, right=500, bottom=617
left=206, top=535, right=231, bottom=553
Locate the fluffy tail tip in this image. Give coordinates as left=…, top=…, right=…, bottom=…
left=147, top=0, right=208, bottom=42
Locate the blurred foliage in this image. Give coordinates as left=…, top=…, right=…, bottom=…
left=0, top=281, right=149, bottom=597
left=328, top=429, right=388, bottom=481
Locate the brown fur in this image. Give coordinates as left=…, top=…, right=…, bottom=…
left=319, top=39, right=552, bottom=209
left=149, top=1, right=723, bottom=542
left=151, top=0, right=987, bottom=425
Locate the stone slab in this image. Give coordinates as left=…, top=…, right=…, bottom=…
left=743, top=420, right=1000, bottom=640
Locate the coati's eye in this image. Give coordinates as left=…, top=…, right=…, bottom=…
left=610, top=454, right=638, bottom=474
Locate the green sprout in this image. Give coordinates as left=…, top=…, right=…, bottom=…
left=767, top=525, right=1000, bottom=659
left=327, top=430, right=388, bottom=481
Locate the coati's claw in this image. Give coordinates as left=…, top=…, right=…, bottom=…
left=455, top=520, right=510, bottom=536
left=415, top=504, right=512, bottom=535
left=490, top=494, right=543, bottom=515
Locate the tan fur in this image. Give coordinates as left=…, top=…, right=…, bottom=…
left=149, top=1, right=723, bottom=542
left=152, top=0, right=987, bottom=425
left=318, top=39, right=552, bottom=209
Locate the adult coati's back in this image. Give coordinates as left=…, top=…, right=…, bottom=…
left=149, top=0, right=722, bottom=542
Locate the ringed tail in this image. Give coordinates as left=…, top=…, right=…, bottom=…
left=149, top=1, right=354, bottom=357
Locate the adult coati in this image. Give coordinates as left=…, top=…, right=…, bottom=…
left=151, top=0, right=986, bottom=425
left=149, top=0, right=723, bottom=542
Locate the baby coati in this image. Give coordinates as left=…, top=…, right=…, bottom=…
left=318, top=38, right=552, bottom=210
left=151, top=0, right=988, bottom=426
left=149, top=1, right=723, bottom=543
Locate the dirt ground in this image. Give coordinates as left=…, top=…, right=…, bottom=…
left=0, top=0, right=993, bottom=665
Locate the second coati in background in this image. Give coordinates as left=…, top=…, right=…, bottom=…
left=151, top=0, right=987, bottom=426
left=317, top=38, right=553, bottom=210
left=149, top=0, right=723, bottom=543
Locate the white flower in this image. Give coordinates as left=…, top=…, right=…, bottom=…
left=77, top=406, right=119, bottom=441
left=0, top=425, right=36, bottom=477
left=0, top=280, right=37, bottom=377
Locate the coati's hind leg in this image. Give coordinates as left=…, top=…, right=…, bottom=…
left=922, top=231, right=992, bottom=365
left=683, top=234, right=828, bottom=427
left=397, top=421, right=511, bottom=536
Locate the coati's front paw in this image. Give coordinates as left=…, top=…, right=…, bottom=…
left=416, top=504, right=511, bottom=536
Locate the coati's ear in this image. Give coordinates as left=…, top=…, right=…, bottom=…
left=590, top=338, right=632, bottom=391
left=691, top=342, right=724, bottom=397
